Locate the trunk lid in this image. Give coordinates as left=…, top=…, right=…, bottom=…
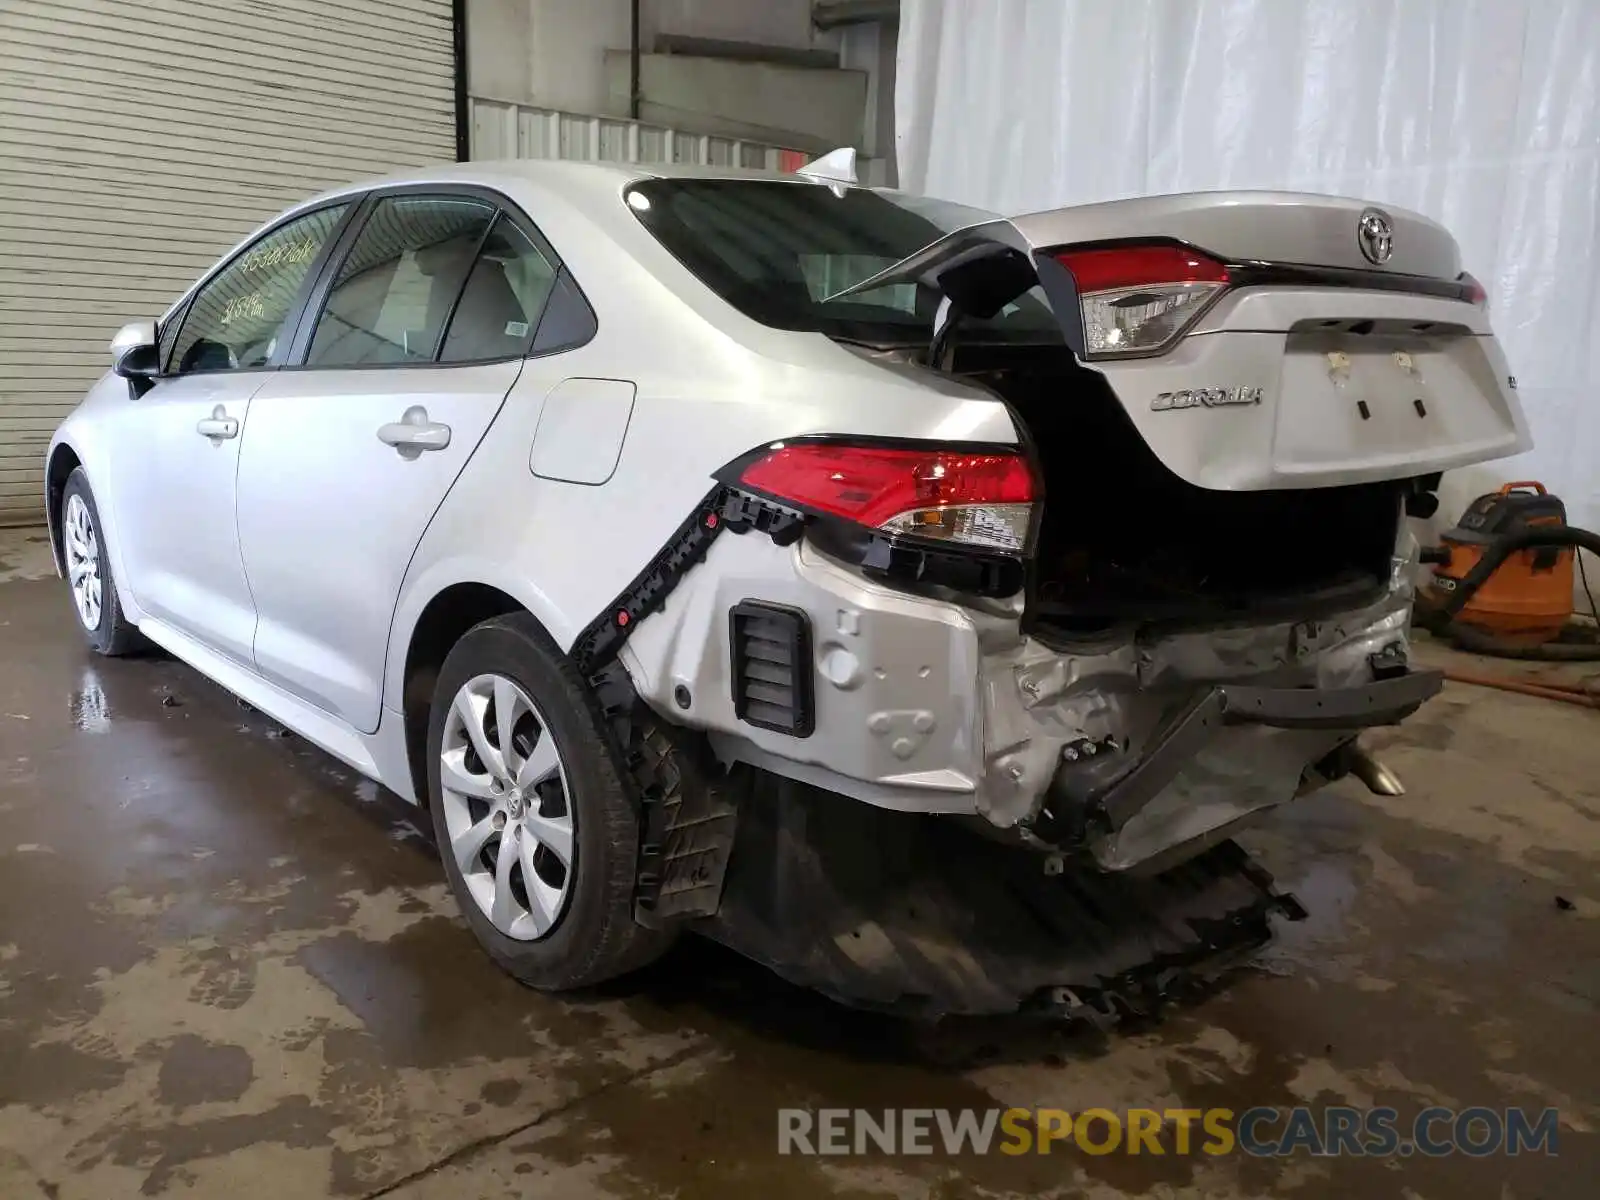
left=1010, top=190, right=1462, bottom=279
left=834, top=191, right=1530, bottom=490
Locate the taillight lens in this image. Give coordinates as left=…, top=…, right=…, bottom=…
left=1054, top=243, right=1229, bottom=358
left=736, top=441, right=1036, bottom=554
left=1459, top=271, right=1489, bottom=308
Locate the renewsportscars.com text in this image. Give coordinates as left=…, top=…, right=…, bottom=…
left=777, top=1106, right=1561, bottom=1158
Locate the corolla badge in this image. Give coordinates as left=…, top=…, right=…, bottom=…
left=1151, top=386, right=1264, bottom=411
left=1358, top=207, right=1394, bottom=265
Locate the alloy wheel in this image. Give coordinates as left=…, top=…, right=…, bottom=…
left=64, top=493, right=102, bottom=632
left=439, top=673, right=575, bottom=940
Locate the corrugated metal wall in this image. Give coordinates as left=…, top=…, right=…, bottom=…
left=469, top=96, right=798, bottom=170
left=468, top=96, right=892, bottom=183
left=0, top=0, right=461, bottom=524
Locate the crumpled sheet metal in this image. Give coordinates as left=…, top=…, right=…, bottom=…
left=975, top=538, right=1420, bottom=838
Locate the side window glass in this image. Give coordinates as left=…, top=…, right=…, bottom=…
left=168, top=204, right=348, bottom=374
left=307, top=196, right=495, bottom=367
left=529, top=270, right=597, bottom=355
left=439, top=217, right=558, bottom=363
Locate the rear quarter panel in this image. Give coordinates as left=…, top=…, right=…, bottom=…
left=383, top=176, right=1016, bottom=708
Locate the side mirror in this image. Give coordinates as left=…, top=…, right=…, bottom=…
left=113, top=342, right=162, bottom=379
left=110, top=318, right=158, bottom=359
left=109, top=320, right=161, bottom=395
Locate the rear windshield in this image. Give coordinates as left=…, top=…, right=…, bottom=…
left=626, top=179, right=1061, bottom=344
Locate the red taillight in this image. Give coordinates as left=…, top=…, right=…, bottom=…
left=736, top=442, right=1036, bottom=553
left=1051, top=242, right=1230, bottom=358
left=1459, top=271, right=1488, bottom=307
left=1054, top=244, right=1230, bottom=292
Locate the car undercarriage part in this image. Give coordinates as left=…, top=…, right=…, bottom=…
left=696, top=776, right=1306, bottom=1020
left=1304, top=738, right=1408, bottom=797
left=1416, top=482, right=1600, bottom=661
left=1031, top=664, right=1440, bottom=870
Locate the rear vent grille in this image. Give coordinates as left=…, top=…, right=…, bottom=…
left=729, top=601, right=814, bottom=737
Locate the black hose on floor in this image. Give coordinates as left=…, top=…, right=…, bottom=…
left=1443, top=624, right=1600, bottom=660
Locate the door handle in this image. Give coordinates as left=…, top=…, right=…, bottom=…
left=377, top=405, right=452, bottom=459
left=196, top=405, right=239, bottom=442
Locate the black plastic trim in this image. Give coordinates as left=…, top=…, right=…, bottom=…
left=717, top=491, right=808, bottom=545
left=1226, top=260, right=1478, bottom=303
left=728, top=601, right=816, bottom=737
left=808, top=517, right=1026, bottom=598
left=570, top=488, right=728, bottom=677
left=529, top=267, right=599, bottom=355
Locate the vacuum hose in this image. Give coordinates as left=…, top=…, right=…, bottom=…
left=1423, top=526, right=1600, bottom=661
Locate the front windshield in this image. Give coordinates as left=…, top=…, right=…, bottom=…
left=626, top=179, right=1061, bottom=344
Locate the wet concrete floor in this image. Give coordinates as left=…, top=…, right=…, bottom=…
left=0, top=526, right=1595, bottom=1198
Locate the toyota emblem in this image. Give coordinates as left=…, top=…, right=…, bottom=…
left=1358, top=208, right=1394, bottom=265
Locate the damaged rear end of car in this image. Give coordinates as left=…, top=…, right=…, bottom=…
left=600, top=180, right=1529, bottom=1020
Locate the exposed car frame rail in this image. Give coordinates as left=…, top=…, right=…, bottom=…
left=1039, top=667, right=1442, bottom=850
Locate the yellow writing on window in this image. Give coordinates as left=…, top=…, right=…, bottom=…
left=241, top=239, right=318, bottom=274
left=221, top=292, right=266, bottom=326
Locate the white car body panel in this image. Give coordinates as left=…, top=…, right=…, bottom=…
left=111, top=370, right=263, bottom=665
left=528, top=377, right=637, bottom=486
left=1102, top=289, right=1526, bottom=490
left=381, top=309, right=1019, bottom=699
left=238, top=358, right=525, bottom=731
left=137, top=613, right=382, bottom=779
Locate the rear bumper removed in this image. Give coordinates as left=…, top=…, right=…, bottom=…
left=618, top=519, right=1430, bottom=872
left=1042, top=667, right=1440, bottom=872
left=596, top=504, right=1433, bottom=1017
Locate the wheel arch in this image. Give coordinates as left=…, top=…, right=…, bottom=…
left=45, top=442, right=84, bottom=576
left=397, top=580, right=568, bottom=807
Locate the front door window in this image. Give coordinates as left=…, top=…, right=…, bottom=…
left=166, top=204, right=349, bottom=374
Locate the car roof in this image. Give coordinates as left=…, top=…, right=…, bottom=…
left=303, top=158, right=819, bottom=209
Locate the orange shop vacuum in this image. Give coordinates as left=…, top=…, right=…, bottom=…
left=1416, top=481, right=1600, bottom=661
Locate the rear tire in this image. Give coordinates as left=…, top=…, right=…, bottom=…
left=426, top=612, right=673, bottom=990
left=60, top=468, right=142, bottom=656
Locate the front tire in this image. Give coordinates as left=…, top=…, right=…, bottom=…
left=426, top=612, right=673, bottom=990
left=60, top=468, right=141, bottom=656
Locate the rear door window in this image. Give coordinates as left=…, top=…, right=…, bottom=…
left=306, top=196, right=496, bottom=367
left=439, top=216, right=559, bottom=363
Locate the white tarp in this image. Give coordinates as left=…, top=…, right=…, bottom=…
left=896, top=0, right=1600, bottom=538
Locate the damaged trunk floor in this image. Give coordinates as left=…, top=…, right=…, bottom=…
left=0, top=528, right=1594, bottom=1200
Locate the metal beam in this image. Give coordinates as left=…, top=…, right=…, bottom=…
left=813, top=0, right=900, bottom=30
